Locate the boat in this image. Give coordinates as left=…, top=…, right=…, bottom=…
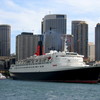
left=0, top=73, right=6, bottom=79
left=9, top=39, right=100, bottom=83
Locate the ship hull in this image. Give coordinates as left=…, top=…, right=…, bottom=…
left=10, top=66, right=100, bottom=83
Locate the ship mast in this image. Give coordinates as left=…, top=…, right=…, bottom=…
left=61, top=34, right=68, bottom=52
left=64, top=37, right=68, bottom=52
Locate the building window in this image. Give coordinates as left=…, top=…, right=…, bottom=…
left=56, top=15, right=64, bottom=18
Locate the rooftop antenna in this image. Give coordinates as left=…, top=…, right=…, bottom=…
left=49, top=11, right=51, bottom=14
left=32, top=30, right=34, bottom=34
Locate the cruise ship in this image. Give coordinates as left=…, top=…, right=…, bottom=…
left=9, top=40, right=100, bottom=83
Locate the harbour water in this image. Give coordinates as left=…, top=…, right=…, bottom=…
left=0, top=79, right=100, bottom=100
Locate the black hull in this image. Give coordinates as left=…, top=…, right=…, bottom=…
left=10, top=66, right=100, bottom=83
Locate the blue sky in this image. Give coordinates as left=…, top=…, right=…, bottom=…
left=0, top=0, right=100, bottom=53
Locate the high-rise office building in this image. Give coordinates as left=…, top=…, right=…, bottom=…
left=72, top=21, right=88, bottom=58
left=72, top=21, right=84, bottom=53
left=95, top=23, right=100, bottom=61
left=0, top=24, right=11, bottom=56
left=42, top=14, right=67, bottom=53
left=42, top=14, right=66, bottom=34
left=16, top=32, right=41, bottom=61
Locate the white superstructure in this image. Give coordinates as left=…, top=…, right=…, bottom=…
left=9, top=50, right=88, bottom=73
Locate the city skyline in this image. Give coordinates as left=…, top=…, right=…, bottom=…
left=0, top=0, right=100, bottom=53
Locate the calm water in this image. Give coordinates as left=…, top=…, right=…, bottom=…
left=0, top=79, right=100, bottom=100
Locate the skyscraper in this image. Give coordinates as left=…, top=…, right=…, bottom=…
left=72, top=21, right=84, bottom=53
left=0, top=24, right=11, bottom=56
left=16, top=32, right=41, bottom=61
left=95, top=23, right=100, bottom=61
left=72, top=21, right=88, bottom=58
left=42, top=14, right=66, bottom=34
left=42, top=14, right=67, bottom=53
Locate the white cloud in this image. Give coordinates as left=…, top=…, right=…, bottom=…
left=5, top=0, right=17, bottom=8
left=0, top=0, right=53, bottom=34
left=55, top=0, right=100, bottom=13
